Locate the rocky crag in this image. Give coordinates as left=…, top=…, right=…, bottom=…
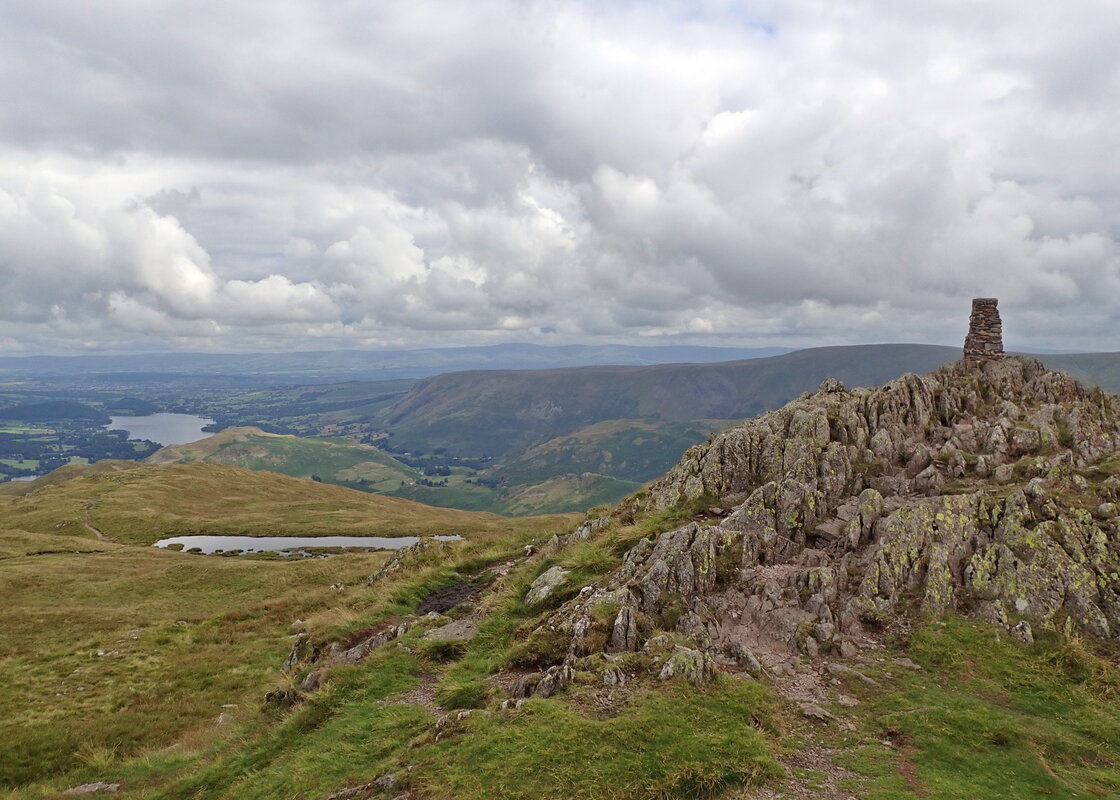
left=521, top=324, right=1120, bottom=694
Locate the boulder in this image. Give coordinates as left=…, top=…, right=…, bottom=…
left=525, top=566, right=570, bottom=605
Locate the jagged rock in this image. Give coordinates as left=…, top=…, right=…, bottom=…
left=366, top=537, right=449, bottom=584
left=533, top=665, right=574, bottom=698
left=525, top=566, right=570, bottom=605
left=993, top=464, right=1014, bottom=483
left=608, top=606, right=639, bottom=651
left=337, top=622, right=412, bottom=665
left=262, top=687, right=301, bottom=710
left=511, top=673, right=538, bottom=698
left=912, top=464, right=943, bottom=494
left=729, top=641, right=763, bottom=676
left=424, top=618, right=478, bottom=642
left=601, top=665, right=627, bottom=685
left=825, top=663, right=878, bottom=686
left=282, top=632, right=310, bottom=672
left=300, top=669, right=324, bottom=692
left=657, top=646, right=715, bottom=686
left=542, top=517, right=610, bottom=556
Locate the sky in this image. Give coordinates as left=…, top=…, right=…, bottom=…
left=1, top=0, right=1119, bottom=355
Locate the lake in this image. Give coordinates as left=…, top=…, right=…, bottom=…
left=106, top=412, right=216, bottom=446
left=154, top=534, right=462, bottom=555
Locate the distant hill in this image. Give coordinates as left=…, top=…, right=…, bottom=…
left=105, top=396, right=159, bottom=415
left=0, top=343, right=793, bottom=384
left=146, top=426, right=422, bottom=492
left=1029, top=351, right=1120, bottom=392
left=490, top=418, right=735, bottom=485
left=0, top=400, right=109, bottom=422
left=379, top=344, right=963, bottom=458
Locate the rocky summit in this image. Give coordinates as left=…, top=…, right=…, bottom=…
left=526, top=353, right=1120, bottom=691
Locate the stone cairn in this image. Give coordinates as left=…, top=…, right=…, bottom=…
left=962, top=297, right=1004, bottom=363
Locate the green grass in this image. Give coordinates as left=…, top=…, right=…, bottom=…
left=152, top=652, right=431, bottom=800
left=831, top=617, right=1120, bottom=799
left=419, top=684, right=781, bottom=800
left=0, top=535, right=394, bottom=790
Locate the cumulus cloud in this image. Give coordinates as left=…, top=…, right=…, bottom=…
left=0, top=0, right=1118, bottom=352
left=0, top=176, right=337, bottom=331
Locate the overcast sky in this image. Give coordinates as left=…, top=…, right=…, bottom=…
left=1, top=0, right=1118, bottom=354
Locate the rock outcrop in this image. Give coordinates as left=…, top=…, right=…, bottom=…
left=531, top=356, right=1120, bottom=685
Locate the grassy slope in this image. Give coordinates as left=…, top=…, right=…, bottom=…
left=202, top=379, right=416, bottom=435
left=491, top=418, right=734, bottom=485
left=0, top=461, right=576, bottom=546
left=3, top=500, right=1120, bottom=799
left=390, top=471, right=641, bottom=516
left=0, top=462, right=576, bottom=795
left=0, top=538, right=392, bottom=790
left=819, top=618, right=1120, bottom=799
left=146, top=427, right=421, bottom=492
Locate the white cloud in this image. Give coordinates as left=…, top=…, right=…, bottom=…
left=0, top=0, right=1118, bottom=352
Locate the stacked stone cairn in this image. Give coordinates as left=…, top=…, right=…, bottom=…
left=962, top=297, right=1004, bottom=363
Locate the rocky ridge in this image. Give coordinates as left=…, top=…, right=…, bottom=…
left=526, top=356, right=1120, bottom=690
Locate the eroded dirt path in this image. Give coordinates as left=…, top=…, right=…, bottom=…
left=82, top=504, right=108, bottom=540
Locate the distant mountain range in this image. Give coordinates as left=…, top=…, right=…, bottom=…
left=378, top=344, right=964, bottom=457
left=0, top=343, right=794, bottom=383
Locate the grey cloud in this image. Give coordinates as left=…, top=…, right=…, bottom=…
left=1, top=0, right=1119, bottom=353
